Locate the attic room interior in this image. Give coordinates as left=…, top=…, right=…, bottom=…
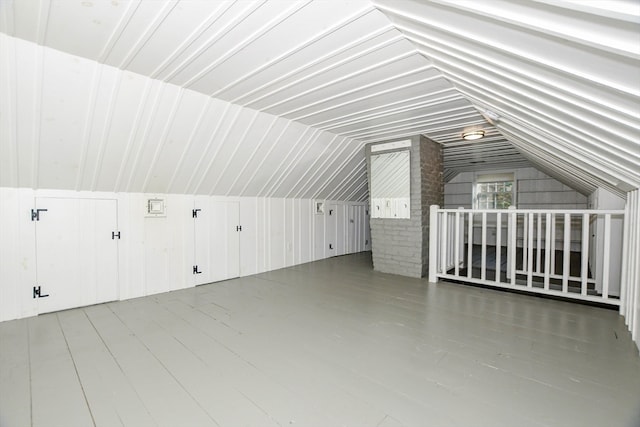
left=0, top=0, right=639, bottom=426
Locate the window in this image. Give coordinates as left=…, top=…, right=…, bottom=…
left=474, top=173, right=515, bottom=209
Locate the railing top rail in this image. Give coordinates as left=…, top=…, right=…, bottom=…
left=432, top=207, right=625, bottom=215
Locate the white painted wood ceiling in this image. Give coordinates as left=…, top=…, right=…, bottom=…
left=0, top=0, right=638, bottom=200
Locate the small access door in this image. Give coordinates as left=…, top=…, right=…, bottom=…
left=193, top=200, right=240, bottom=285
left=210, top=201, right=240, bottom=282
left=347, top=205, right=357, bottom=253
left=327, top=204, right=337, bottom=255
left=34, top=197, right=119, bottom=314
left=192, top=198, right=211, bottom=286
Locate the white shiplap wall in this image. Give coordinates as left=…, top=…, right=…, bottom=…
left=0, top=187, right=370, bottom=322
left=621, top=189, right=640, bottom=351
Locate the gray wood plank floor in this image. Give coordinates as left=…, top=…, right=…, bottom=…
left=1, top=252, right=639, bottom=427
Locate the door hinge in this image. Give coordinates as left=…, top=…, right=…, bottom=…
left=193, top=265, right=202, bottom=274
left=33, top=286, right=49, bottom=299
left=192, top=209, right=201, bottom=218
left=236, top=225, right=242, bottom=232
left=112, top=231, right=121, bottom=240
left=31, top=208, right=48, bottom=221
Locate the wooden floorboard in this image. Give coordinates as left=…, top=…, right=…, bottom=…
left=1, top=252, right=639, bottom=427
left=28, top=314, right=93, bottom=427
left=0, top=319, right=31, bottom=427
left=57, top=309, right=156, bottom=427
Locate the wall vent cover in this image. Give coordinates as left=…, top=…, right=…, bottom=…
left=146, top=198, right=166, bottom=217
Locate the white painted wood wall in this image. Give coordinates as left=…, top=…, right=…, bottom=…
left=588, top=188, right=625, bottom=296
left=0, top=187, right=371, bottom=322
left=620, top=189, right=640, bottom=352
left=0, top=33, right=368, bottom=203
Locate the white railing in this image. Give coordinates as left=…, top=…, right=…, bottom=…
left=429, top=205, right=626, bottom=306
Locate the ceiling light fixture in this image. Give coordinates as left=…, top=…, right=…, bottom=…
left=462, top=130, right=485, bottom=141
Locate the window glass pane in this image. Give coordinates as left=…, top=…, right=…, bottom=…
left=474, top=179, right=514, bottom=209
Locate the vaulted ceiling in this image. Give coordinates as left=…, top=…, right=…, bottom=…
left=0, top=0, right=638, bottom=201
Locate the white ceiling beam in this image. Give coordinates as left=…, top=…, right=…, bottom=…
left=261, top=50, right=418, bottom=114
left=233, top=25, right=397, bottom=105
left=287, top=68, right=438, bottom=122
left=430, top=0, right=640, bottom=59
left=375, top=1, right=639, bottom=96
left=212, top=4, right=377, bottom=99
left=161, top=1, right=266, bottom=82
left=118, top=1, right=178, bottom=70
left=313, top=90, right=460, bottom=130
left=237, top=121, right=293, bottom=197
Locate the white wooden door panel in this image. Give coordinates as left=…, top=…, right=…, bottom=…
left=193, top=197, right=211, bottom=286
left=327, top=204, right=337, bottom=256
left=35, top=198, right=118, bottom=314
left=209, top=201, right=240, bottom=283
left=348, top=205, right=357, bottom=254
left=226, top=201, right=240, bottom=279
left=239, top=198, right=258, bottom=276
left=83, top=199, right=119, bottom=304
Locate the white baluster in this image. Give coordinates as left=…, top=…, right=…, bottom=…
left=563, top=213, right=571, bottom=293
left=581, top=213, right=590, bottom=296
left=544, top=213, right=551, bottom=290
left=602, top=214, right=611, bottom=299
left=496, top=212, right=502, bottom=284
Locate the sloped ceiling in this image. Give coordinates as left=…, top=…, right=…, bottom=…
left=0, top=0, right=638, bottom=201
left=374, top=0, right=640, bottom=196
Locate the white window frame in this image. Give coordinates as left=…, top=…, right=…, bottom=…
left=473, top=171, right=517, bottom=209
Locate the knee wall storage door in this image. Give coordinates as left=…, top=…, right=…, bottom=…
left=192, top=199, right=240, bottom=286
left=34, top=197, right=119, bottom=314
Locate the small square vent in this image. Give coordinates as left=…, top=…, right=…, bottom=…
left=146, top=198, right=166, bottom=217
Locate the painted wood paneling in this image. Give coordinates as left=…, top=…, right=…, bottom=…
left=0, top=187, right=370, bottom=322
left=375, top=0, right=640, bottom=195
left=0, top=33, right=368, bottom=202
left=621, top=189, right=640, bottom=351
left=2, top=0, right=638, bottom=195
left=284, top=198, right=295, bottom=268
left=268, top=198, right=286, bottom=272
left=445, top=167, right=588, bottom=210
left=297, top=199, right=313, bottom=264
left=239, top=197, right=259, bottom=277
